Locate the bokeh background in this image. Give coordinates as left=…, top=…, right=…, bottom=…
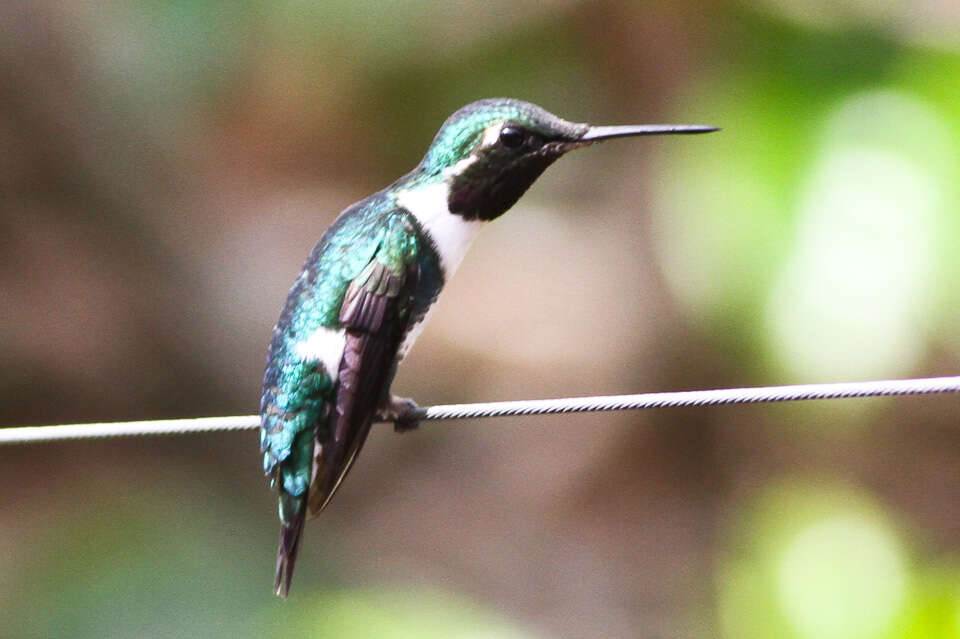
left=2, top=1, right=960, bottom=638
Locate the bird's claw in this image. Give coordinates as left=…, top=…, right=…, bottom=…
left=377, top=396, right=421, bottom=433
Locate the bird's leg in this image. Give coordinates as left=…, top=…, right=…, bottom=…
left=376, top=395, right=421, bottom=433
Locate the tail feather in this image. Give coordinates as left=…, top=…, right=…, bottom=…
left=274, top=506, right=306, bottom=598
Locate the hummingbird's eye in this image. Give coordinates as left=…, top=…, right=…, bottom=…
left=499, top=125, right=526, bottom=148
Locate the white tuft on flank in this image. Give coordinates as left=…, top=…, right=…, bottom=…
left=396, top=180, right=484, bottom=276
left=295, top=327, right=347, bottom=383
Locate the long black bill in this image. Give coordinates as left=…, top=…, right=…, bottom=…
left=580, top=124, right=719, bottom=141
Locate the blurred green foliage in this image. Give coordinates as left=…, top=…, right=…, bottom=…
left=658, top=7, right=960, bottom=383
left=718, top=481, right=960, bottom=639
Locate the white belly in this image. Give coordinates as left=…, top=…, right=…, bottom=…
left=397, top=308, right=434, bottom=361
left=395, top=178, right=482, bottom=363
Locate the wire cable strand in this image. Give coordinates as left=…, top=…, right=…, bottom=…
left=1, top=375, right=958, bottom=445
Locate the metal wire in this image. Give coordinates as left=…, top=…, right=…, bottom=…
left=0, top=415, right=261, bottom=444
left=1, top=375, right=958, bottom=445
left=415, top=375, right=960, bottom=420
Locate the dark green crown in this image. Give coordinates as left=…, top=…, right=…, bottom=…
left=418, top=98, right=588, bottom=176
left=409, top=98, right=718, bottom=221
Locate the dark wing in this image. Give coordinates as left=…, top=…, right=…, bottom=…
left=263, top=201, right=420, bottom=597
left=307, top=236, right=420, bottom=516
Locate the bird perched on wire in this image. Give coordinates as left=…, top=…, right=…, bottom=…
left=259, top=97, right=717, bottom=596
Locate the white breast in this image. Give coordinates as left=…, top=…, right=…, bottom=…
left=395, top=178, right=485, bottom=360
left=395, top=179, right=484, bottom=276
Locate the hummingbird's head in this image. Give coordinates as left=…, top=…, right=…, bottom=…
left=415, top=98, right=717, bottom=221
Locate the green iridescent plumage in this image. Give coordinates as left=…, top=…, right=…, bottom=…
left=420, top=99, right=585, bottom=175
left=260, top=191, right=442, bottom=596
left=261, top=197, right=436, bottom=487
left=259, top=97, right=717, bottom=597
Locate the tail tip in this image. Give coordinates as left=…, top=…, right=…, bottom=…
left=274, top=560, right=290, bottom=598
left=274, top=511, right=305, bottom=598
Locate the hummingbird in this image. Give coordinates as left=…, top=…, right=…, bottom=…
left=259, top=98, right=717, bottom=596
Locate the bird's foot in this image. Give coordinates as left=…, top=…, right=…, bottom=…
left=377, top=395, right=422, bottom=433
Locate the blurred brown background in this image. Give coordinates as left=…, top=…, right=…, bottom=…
left=2, top=1, right=960, bottom=638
